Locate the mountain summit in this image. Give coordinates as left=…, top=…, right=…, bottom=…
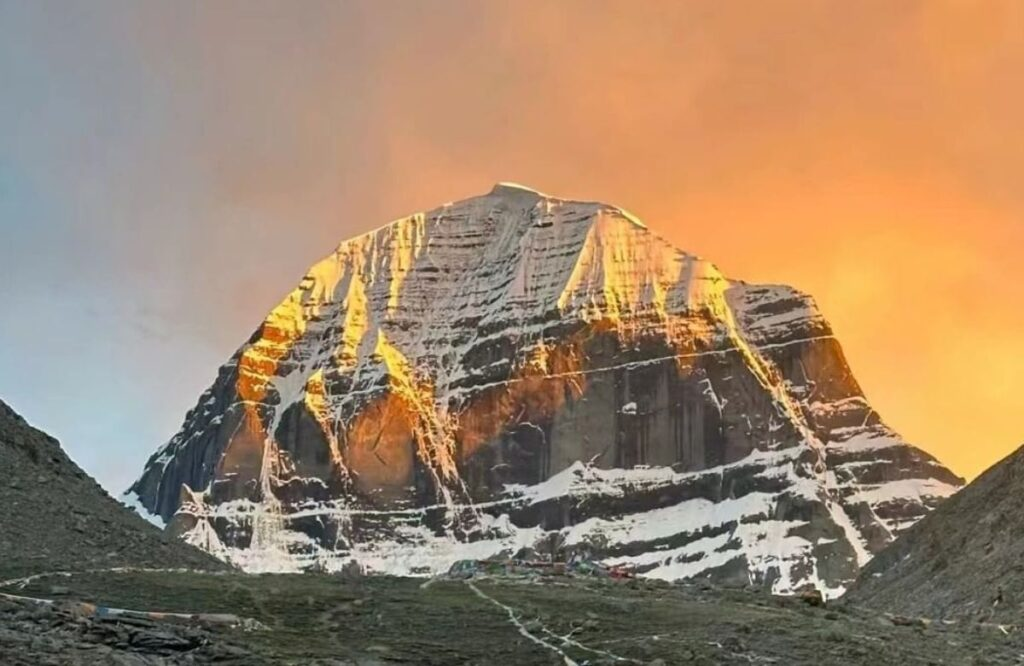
left=128, top=185, right=961, bottom=596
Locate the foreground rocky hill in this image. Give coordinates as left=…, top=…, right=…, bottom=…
left=129, top=183, right=961, bottom=596
left=849, top=443, right=1024, bottom=622
left=0, top=400, right=225, bottom=580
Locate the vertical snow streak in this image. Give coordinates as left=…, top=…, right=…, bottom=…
left=373, top=332, right=474, bottom=516
left=250, top=415, right=287, bottom=560
left=304, top=370, right=347, bottom=470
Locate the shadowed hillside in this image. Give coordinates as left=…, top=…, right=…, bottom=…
left=0, top=400, right=226, bottom=581
left=849, top=443, right=1024, bottom=622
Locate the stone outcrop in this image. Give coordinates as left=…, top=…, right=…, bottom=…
left=0, top=594, right=252, bottom=665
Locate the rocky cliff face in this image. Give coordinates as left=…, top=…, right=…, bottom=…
left=128, top=183, right=961, bottom=596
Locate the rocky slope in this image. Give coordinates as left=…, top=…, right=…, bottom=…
left=129, top=183, right=961, bottom=597
left=848, top=443, right=1024, bottom=622
left=0, top=399, right=225, bottom=580
left=0, top=594, right=252, bottom=666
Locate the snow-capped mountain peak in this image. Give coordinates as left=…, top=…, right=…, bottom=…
left=129, top=185, right=961, bottom=597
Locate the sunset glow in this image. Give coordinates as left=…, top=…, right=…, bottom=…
left=1, top=0, right=1021, bottom=489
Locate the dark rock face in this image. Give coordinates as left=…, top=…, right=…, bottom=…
left=847, top=443, right=1024, bottom=621
left=0, top=399, right=225, bottom=581
left=129, top=184, right=961, bottom=595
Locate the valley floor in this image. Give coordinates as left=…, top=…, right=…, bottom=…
left=1, top=570, right=1020, bottom=665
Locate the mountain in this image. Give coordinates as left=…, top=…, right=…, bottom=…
left=128, top=183, right=961, bottom=597
left=847, top=443, right=1024, bottom=621
left=0, top=399, right=225, bottom=581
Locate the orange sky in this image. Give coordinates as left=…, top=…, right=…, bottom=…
left=2, top=0, right=1021, bottom=487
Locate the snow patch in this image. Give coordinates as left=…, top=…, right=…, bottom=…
left=119, top=491, right=166, bottom=529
